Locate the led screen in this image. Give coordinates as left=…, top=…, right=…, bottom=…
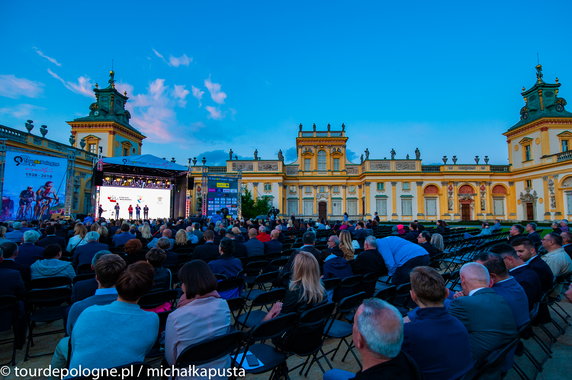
left=205, top=176, right=239, bottom=217
left=97, top=186, right=171, bottom=219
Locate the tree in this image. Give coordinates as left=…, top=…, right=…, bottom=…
left=241, top=188, right=272, bottom=219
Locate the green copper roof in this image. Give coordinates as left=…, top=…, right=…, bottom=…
left=507, top=65, right=572, bottom=132
left=68, top=71, right=144, bottom=136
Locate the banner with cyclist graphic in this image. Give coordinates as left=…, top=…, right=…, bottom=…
left=1, top=150, right=67, bottom=221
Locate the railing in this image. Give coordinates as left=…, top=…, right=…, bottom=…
left=422, top=165, right=441, bottom=172
left=557, top=150, right=572, bottom=162
left=0, top=125, right=28, bottom=142
left=208, top=166, right=227, bottom=173
left=489, top=165, right=510, bottom=172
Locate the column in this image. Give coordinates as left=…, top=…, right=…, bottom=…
left=440, top=181, right=448, bottom=218
left=416, top=181, right=424, bottom=218
left=364, top=182, right=371, bottom=216
left=507, top=181, right=516, bottom=220
left=391, top=182, right=398, bottom=220
left=65, top=150, right=76, bottom=216
left=252, top=182, right=259, bottom=198
left=298, top=185, right=303, bottom=215
left=313, top=185, right=318, bottom=216
left=342, top=185, right=347, bottom=215
left=357, top=185, right=363, bottom=216
left=278, top=184, right=284, bottom=216
left=485, top=182, right=492, bottom=216
left=452, top=182, right=459, bottom=220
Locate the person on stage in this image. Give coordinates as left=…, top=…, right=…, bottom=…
left=143, top=205, right=149, bottom=219
left=135, top=204, right=141, bottom=220
left=17, top=186, right=35, bottom=219
left=98, top=204, right=104, bottom=219
left=128, top=205, right=134, bottom=219
left=114, top=203, right=120, bottom=220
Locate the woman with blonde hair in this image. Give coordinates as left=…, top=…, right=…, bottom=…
left=174, top=229, right=188, bottom=247
left=139, top=223, right=153, bottom=245
left=66, top=223, right=88, bottom=253
left=338, top=230, right=355, bottom=261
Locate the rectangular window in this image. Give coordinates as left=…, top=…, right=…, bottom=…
left=333, top=186, right=340, bottom=193
left=563, top=140, right=569, bottom=152
left=493, top=198, right=505, bottom=215
left=375, top=198, right=388, bottom=216
left=304, top=186, right=312, bottom=194
left=287, top=199, right=298, bottom=215
left=332, top=200, right=342, bottom=215
left=425, top=198, right=437, bottom=216
left=264, top=183, right=272, bottom=191
left=524, top=145, right=531, bottom=161
left=123, top=147, right=129, bottom=156
left=304, top=158, right=311, bottom=171
left=88, top=144, right=97, bottom=154
left=333, top=158, right=340, bottom=171
left=567, top=192, right=572, bottom=215
left=402, top=182, right=410, bottom=191
left=377, top=182, right=385, bottom=191
left=303, top=199, right=314, bottom=215
left=318, top=151, right=326, bottom=171
left=401, top=198, right=413, bottom=216
left=526, top=179, right=532, bottom=189
left=347, top=199, right=358, bottom=215
left=319, top=186, right=325, bottom=193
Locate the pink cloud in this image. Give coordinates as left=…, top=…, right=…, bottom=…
left=191, top=85, right=204, bottom=106
left=169, top=54, right=192, bottom=67
left=33, top=47, right=62, bottom=66
left=205, top=106, right=223, bottom=120
left=204, top=79, right=227, bottom=104
left=0, top=74, right=44, bottom=99
left=173, top=85, right=190, bottom=106
left=47, top=69, right=93, bottom=98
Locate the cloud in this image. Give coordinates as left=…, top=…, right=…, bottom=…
left=346, top=149, right=358, bottom=162
left=284, top=147, right=298, bottom=162
left=0, top=103, right=45, bottom=118
left=152, top=49, right=192, bottom=67
left=47, top=69, right=94, bottom=98
left=205, top=106, right=223, bottom=120
left=192, top=149, right=252, bottom=166
left=204, top=78, right=227, bottom=104
left=169, top=54, right=192, bottom=67
left=33, top=47, right=61, bottom=66
left=0, top=74, right=44, bottom=99
left=172, top=85, right=189, bottom=107
left=191, top=85, right=204, bottom=106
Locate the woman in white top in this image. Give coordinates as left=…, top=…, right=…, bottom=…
left=66, top=223, right=88, bottom=253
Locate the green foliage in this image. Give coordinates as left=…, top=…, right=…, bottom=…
left=241, top=188, right=272, bottom=219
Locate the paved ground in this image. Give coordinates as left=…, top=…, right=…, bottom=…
left=1, top=301, right=571, bottom=380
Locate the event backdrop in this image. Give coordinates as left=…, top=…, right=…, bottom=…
left=205, top=176, right=239, bottom=218
left=98, top=186, right=172, bottom=219
left=1, top=150, right=68, bottom=221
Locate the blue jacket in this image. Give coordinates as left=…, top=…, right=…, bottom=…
left=112, top=232, right=135, bottom=247
left=15, top=243, right=44, bottom=268
left=510, top=264, right=542, bottom=309
left=30, top=259, right=76, bottom=280
left=376, top=236, right=428, bottom=276
left=67, top=288, right=118, bottom=335
left=323, top=255, right=353, bottom=280
left=403, top=307, right=473, bottom=380
left=493, top=277, right=530, bottom=329
left=209, top=258, right=243, bottom=278
left=244, top=238, right=264, bottom=257
left=73, top=241, right=109, bottom=267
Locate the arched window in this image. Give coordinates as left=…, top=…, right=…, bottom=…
left=317, top=150, right=326, bottom=171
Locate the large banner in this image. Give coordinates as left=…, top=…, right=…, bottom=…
left=98, top=186, right=172, bottom=219
left=205, top=176, right=239, bottom=218
left=1, top=151, right=67, bottom=221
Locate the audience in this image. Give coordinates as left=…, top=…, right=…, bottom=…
left=73, top=231, right=109, bottom=268
left=174, top=229, right=189, bottom=249
left=0, top=241, right=30, bottom=283
left=325, top=299, right=422, bottom=380
left=540, top=232, right=572, bottom=277
left=510, top=237, right=554, bottom=293
left=146, top=248, right=172, bottom=290
left=376, top=236, right=429, bottom=285
left=525, top=222, right=541, bottom=249
left=430, top=233, right=444, bottom=252
left=264, top=229, right=283, bottom=255
left=403, top=267, right=473, bottom=380
left=113, top=223, right=135, bottom=248
left=123, top=238, right=146, bottom=265
left=508, top=224, right=524, bottom=243
left=66, top=223, right=88, bottom=253
left=256, top=226, right=271, bottom=242
left=352, top=235, right=387, bottom=276
left=69, top=262, right=159, bottom=371
left=5, top=222, right=24, bottom=243
left=244, top=228, right=265, bottom=257
left=165, top=260, right=231, bottom=373
left=562, top=231, right=572, bottom=259
left=192, top=230, right=219, bottom=262
left=37, top=225, right=66, bottom=252
left=30, top=244, right=75, bottom=280
left=339, top=230, right=355, bottom=261
left=208, top=237, right=243, bottom=279
left=416, top=231, right=441, bottom=257
left=15, top=230, right=44, bottom=268
left=448, top=262, right=518, bottom=363
left=71, top=251, right=112, bottom=303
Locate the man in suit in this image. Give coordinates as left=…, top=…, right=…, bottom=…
left=15, top=230, right=44, bottom=268
left=352, top=235, right=387, bottom=276
left=562, top=232, right=572, bottom=259
left=112, top=223, right=135, bottom=248
left=507, top=224, right=524, bottom=244
left=448, top=262, right=518, bottom=363
left=264, top=229, right=283, bottom=255
left=525, top=222, right=541, bottom=250
left=192, top=230, right=219, bottom=262
left=38, top=225, right=66, bottom=252
left=73, top=231, right=109, bottom=268
left=475, top=252, right=530, bottom=329
left=244, top=228, right=265, bottom=258
left=284, top=231, right=323, bottom=275
left=0, top=242, right=31, bottom=284
left=511, top=237, right=554, bottom=293
left=416, top=231, right=441, bottom=257
left=494, top=244, right=542, bottom=310
left=225, top=232, right=247, bottom=259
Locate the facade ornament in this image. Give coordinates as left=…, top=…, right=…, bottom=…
left=447, top=184, right=454, bottom=211
left=228, top=149, right=233, bottom=160
left=406, top=154, right=410, bottom=160
left=25, top=120, right=34, bottom=134
left=360, top=154, right=364, bottom=164
left=452, top=155, right=458, bottom=164
left=80, top=138, right=86, bottom=149
left=234, top=155, right=238, bottom=160
left=442, top=155, right=448, bottom=164
left=327, top=123, right=331, bottom=131
left=192, top=157, right=197, bottom=166
left=474, top=155, right=480, bottom=164
left=415, top=147, right=421, bottom=160
left=390, top=148, right=396, bottom=160
left=312, top=123, right=316, bottom=131
left=69, top=133, right=76, bottom=146
left=298, top=123, right=302, bottom=132
left=254, top=149, right=259, bottom=160
left=536, top=64, right=543, bottom=84
left=278, top=149, right=284, bottom=161
left=40, top=124, right=48, bottom=137
left=364, top=148, right=369, bottom=160
left=341, top=123, right=345, bottom=131
left=484, top=155, right=489, bottom=164
left=480, top=184, right=486, bottom=211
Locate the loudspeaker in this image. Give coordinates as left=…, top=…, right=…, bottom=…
left=93, top=170, right=103, bottom=186
left=187, top=177, right=194, bottom=189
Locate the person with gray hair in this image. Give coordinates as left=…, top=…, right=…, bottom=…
left=73, top=231, right=109, bottom=268
left=5, top=221, right=24, bottom=243
left=448, top=262, right=518, bottom=363
left=15, top=230, right=44, bottom=268
left=324, top=298, right=421, bottom=380
left=352, top=235, right=387, bottom=278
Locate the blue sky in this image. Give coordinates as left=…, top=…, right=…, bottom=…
left=1, top=0, right=571, bottom=166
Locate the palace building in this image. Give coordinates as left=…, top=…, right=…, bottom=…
left=188, top=65, right=572, bottom=222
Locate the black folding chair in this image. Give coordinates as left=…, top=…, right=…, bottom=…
left=243, top=271, right=280, bottom=300
left=236, top=288, right=286, bottom=329
left=227, top=298, right=247, bottom=327
left=138, top=289, right=178, bottom=310
left=174, top=330, right=245, bottom=368
left=235, top=313, right=298, bottom=379
left=25, top=286, right=71, bottom=360
left=0, top=295, right=19, bottom=366
left=462, top=338, right=520, bottom=380
left=334, top=274, right=363, bottom=302
left=374, top=285, right=397, bottom=304
left=322, top=278, right=341, bottom=293
left=360, top=272, right=380, bottom=297
left=29, top=276, right=72, bottom=290
left=392, top=282, right=413, bottom=316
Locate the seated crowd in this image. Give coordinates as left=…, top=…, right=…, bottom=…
left=0, top=215, right=571, bottom=380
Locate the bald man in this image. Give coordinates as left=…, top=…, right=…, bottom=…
left=448, top=262, right=518, bottom=363
left=264, top=229, right=283, bottom=255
